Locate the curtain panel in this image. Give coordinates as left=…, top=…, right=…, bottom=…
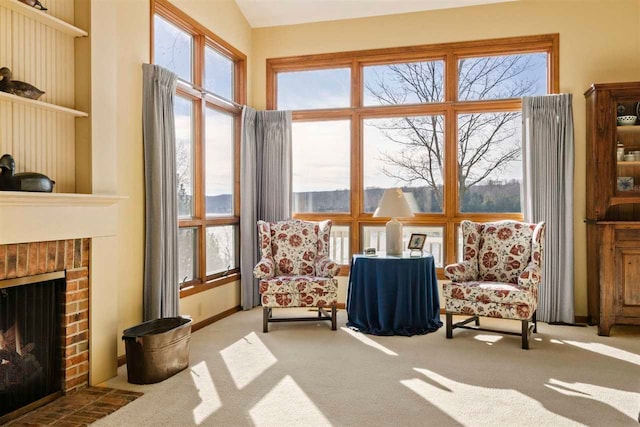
left=240, top=107, right=292, bottom=310
left=142, top=64, right=180, bottom=320
left=522, top=94, right=575, bottom=324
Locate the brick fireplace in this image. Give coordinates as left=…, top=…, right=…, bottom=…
left=0, top=238, right=91, bottom=393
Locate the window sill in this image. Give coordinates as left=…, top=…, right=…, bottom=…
left=179, top=273, right=240, bottom=298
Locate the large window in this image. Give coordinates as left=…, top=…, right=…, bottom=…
left=153, top=0, right=246, bottom=295
left=268, top=35, right=558, bottom=275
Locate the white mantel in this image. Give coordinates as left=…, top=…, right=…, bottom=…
left=0, top=191, right=125, bottom=245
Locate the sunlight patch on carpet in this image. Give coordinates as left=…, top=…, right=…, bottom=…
left=563, top=340, right=640, bottom=366
left=545, top=379, right=640, bottom=422
left=341, top=327, right=398, bottom=356
left=220, top=331, right=277, bottom=389
left=190, top=361, right=222, bottom=424
left=249, top=375, right=331, bottom=427
left=401, top=368, right=579, bottom=426
left=473, top=334, right=503, bottom=344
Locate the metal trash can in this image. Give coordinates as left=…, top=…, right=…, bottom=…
left=122, top=317, right=192, bottom=384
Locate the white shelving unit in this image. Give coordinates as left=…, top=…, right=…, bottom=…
left=0, top=0, right=87, bottom=37
left=0, top=91, right=88, bottom=117
left=0, top=0, right=90, bottom=193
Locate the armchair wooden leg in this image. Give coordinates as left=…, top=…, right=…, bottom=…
left=263, top=307, right=269, bottom=333
left=521, top=319, right=529, bottom=350
left=331, top=304, right=337, bottom=331
left=475, top=316, right=480, bottom=326
left=533, top=311, right=538, bottom=333
left=446, top=312, right=453, bottom=338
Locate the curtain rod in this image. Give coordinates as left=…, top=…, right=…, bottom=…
left=176, top=78, right=243, bottom=109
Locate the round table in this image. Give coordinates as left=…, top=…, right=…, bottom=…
left=346, top=253, right=442, bottom=336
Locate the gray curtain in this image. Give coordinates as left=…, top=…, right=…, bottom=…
left=522, top=94, right=574, bottom=324
left=142, top=64, right=179, bottom=320
left=240, top=107, right=292, bottom=310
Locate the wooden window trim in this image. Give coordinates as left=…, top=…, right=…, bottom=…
left=152, top=0, right=246, bottom=298
left=268, top=34, right=559, bottom=276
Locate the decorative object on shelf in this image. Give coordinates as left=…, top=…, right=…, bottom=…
left=0, top=67, right=45, bottom=100
left=363, top=247, right=377, bottom=256
left=617, top=115, right=637, bottom=126
left=617, top=141, right=625, bottom=161
left=617, top=104, right=626, bottom=115
left=634, top=150, right=640, bottom=161
left=18, top=0, right=47, bottom=10
left=617, top=176, right=634, bottom=191
left=373, top=188, right=414, bottom=256
left=624, top=153, right=635, bottom=162
left=0, top=154, right=55, bottom=192
left=408, top=233, right=426, bottom=257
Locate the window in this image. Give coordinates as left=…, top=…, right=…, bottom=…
left=174, top=96, right=194, bottom=218
left=154, top=14, right=193, bottom=82
left=363, top=115, right=445, bottom=213
left=363, top=60, right=445, bottom=106
left=153, top=0, right=246, bottom=294
left=292, top=120, right=351, bottom=213
left=277, top=68, right=351, bottom=110
left=268, top=35, right=558, bottom=277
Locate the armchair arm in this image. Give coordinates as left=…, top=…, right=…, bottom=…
left=315, top=255, right=340, bottom=278
left=518, top=263, right=542, bottom=291
left=444, top=260, right=478, bottom=282
left=253, top=257, right=275, bottom=279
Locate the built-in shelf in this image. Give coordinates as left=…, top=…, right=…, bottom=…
left=0, top=0, right=87, bottom=37
left=617, top=161, right=640, bottom=166
left=0, top=191, right=125, bottom=206
left=611, top=195, right=640, bottom=206
left=0, top=91, right=88, bottom=117
left=617, top=125, right=640, bottom=133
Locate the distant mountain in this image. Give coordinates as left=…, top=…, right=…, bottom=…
left=180, top=180, right=522, bottom=215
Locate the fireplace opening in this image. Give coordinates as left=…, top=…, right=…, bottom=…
left=0, top=273, right=65, bottom=419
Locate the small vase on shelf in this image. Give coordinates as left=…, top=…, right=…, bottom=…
left=617, top=142, right=625, bottom=161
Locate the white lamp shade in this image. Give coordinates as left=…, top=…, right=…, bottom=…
left=373, top=188, right=415, bottom=218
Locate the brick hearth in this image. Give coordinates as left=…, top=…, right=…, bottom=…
left=0, top=239, right=90, bottom=392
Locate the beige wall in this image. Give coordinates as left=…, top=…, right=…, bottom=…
left=109, top=0, right=251, bottom=356
left=252, top=0, right=640, bottom=317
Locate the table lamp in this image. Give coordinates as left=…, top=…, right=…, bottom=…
left=373, top=188, right=414, bottom=255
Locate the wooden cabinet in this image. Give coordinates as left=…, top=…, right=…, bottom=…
left=585, top=82, right=640, bottom=335
left=597, top=223, right=640, bottom=335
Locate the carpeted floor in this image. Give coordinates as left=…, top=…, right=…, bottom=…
left=96, top=308, right=640, bottom=426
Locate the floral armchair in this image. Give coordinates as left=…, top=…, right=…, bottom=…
left=444, top=220, right=545, bottom=349
left=253, top=219, right=341, bottom=332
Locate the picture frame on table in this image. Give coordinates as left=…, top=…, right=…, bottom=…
left=408, top=233, right=427, bottom=256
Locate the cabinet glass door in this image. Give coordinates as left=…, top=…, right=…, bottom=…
left=616, top=100, right=640, bottom=195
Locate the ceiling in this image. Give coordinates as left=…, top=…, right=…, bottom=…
left=235, top=0, right=517, bottom=28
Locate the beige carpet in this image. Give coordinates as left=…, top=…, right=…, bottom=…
left=96, top=308, right=640, bottom=426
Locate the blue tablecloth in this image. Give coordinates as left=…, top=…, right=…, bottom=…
left=347, top=254, right=442, bottom=336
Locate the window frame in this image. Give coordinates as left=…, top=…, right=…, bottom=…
left=267, top=34, right=559, bottom=278
left=152, top=0, right=246, bottom=297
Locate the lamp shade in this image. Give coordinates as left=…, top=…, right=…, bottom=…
left=373, top=188, right=414, bottom=218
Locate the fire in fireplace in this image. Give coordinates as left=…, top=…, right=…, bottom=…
left=0, top=276, right=64, bottom=418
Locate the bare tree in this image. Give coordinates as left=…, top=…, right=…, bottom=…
left=366, top=55, right=542, bottom=210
